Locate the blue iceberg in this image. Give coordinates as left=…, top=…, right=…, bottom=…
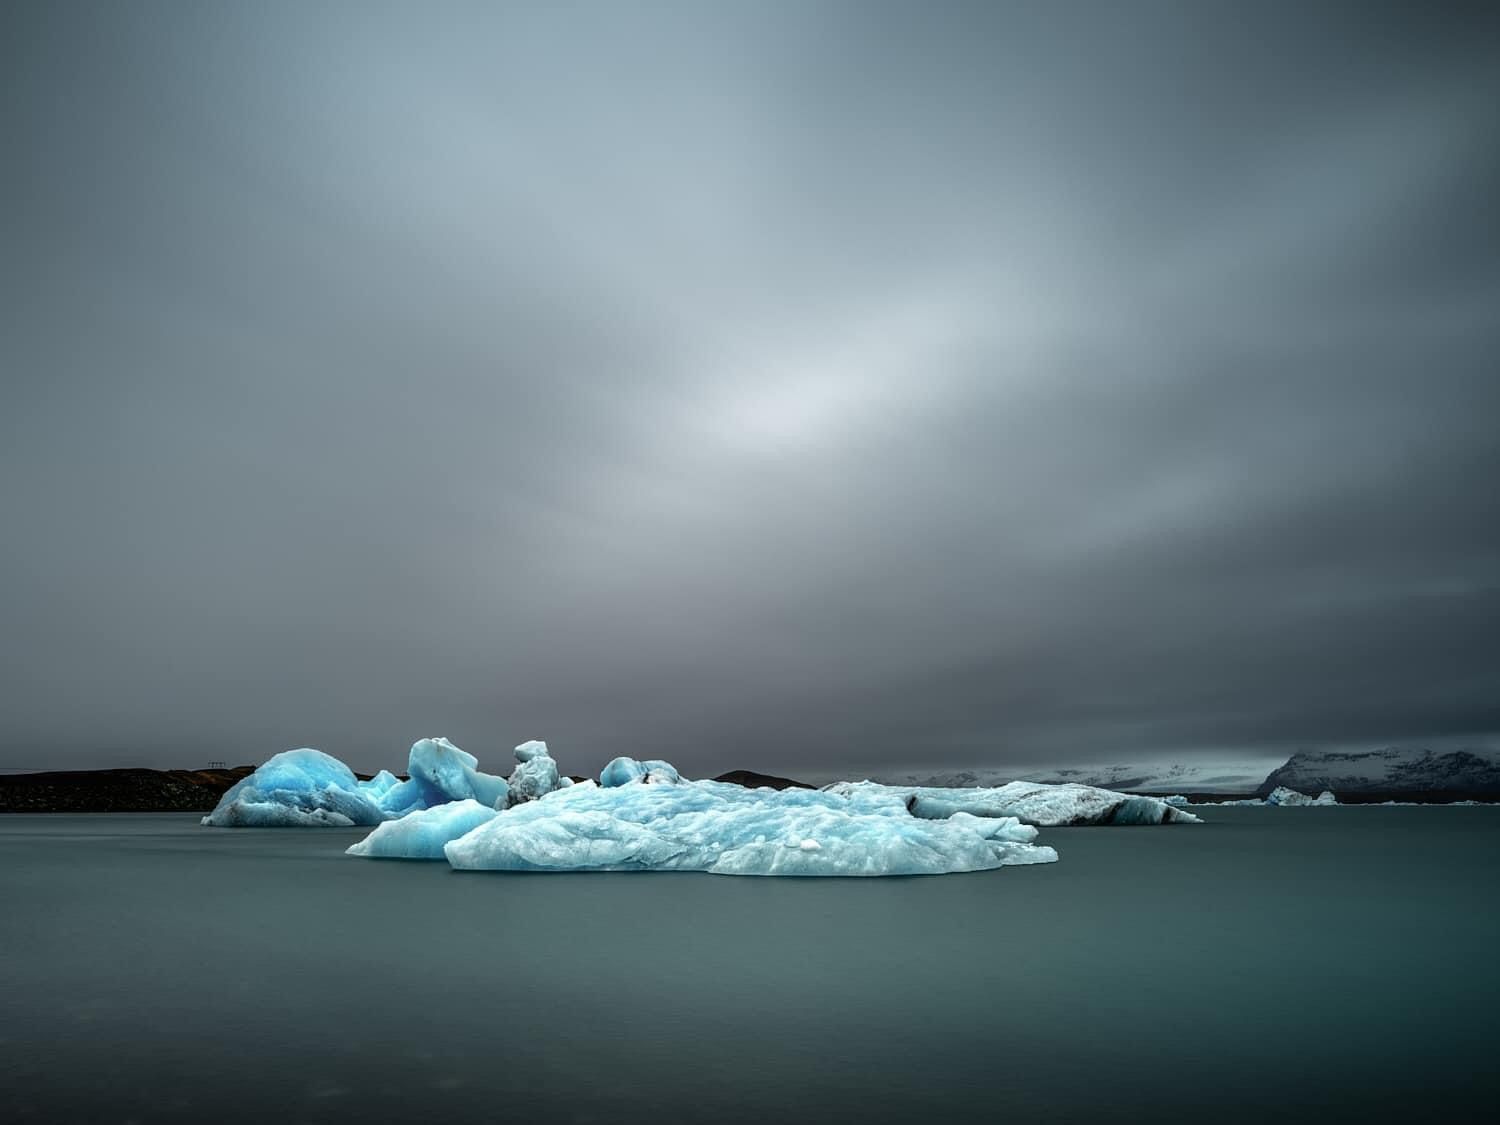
left=201, top=738, right=512, bottom=827
left=377, top=737, right=510, bottom=814
left=199, top=749, right=391, bottom=827
left=599, top=756, right=682, bottom=787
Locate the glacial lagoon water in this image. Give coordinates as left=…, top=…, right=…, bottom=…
left=2, top=808, right=1497, bottom=1123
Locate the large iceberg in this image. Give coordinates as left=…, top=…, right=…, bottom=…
left=201, top=738, right=511, bottom=827
left=823, top=780, right=1201, bottom=826
left=443, top=777, right=1056, bottom=876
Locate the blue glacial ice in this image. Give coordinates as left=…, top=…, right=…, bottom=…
left=201, top=738, right=512, bottom=827
left=824, top=780, right=1201, bottom=826
left=442, top=777, right=1056, bottom=876
left=346, top=799, right=502, bottom=859
left=378, top=737, right=510, bottom=814
left=199, top=749, right=392, bottom=827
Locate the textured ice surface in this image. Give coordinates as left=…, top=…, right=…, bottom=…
left=347, top=799, right=500, bottom=859
left=1265, top=786, right=1338, bottom=807
left=443, top=778, right=1056, bottom=876
left=599, top=757, right=682, bottom=787
left=825, top=781, right=1201, bottom=826
left=507, top=741, right=563, bottom=805
left=202, top=738, right=511, bottom=826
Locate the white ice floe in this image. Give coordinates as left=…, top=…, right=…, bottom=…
left=442, top=777, right=1056, bottom=876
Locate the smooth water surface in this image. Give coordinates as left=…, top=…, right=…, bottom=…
left=2, top=808, right=1497, bottom=1122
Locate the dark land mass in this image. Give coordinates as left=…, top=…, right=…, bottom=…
left=0, top=766, right=255, bottom=813
left=713, top=769, right=815, bottom=790
left=0, top=765, right=395, bottom=813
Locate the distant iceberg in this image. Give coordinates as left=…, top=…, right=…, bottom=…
left=1192, top=787, right=1339, bottom=808
left=825, top=781, right=1201, bottom=826
left=1265, top=786, right=1338, bottom=807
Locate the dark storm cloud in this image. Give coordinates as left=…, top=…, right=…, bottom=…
left=3, top=0, right=1498, bottom=776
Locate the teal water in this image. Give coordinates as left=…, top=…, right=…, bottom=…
left=1, top=808, right=1497, bottom=1123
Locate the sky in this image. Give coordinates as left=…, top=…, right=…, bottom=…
left=3, top=0, right=1498, bottom=778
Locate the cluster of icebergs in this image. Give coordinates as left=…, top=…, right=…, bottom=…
left=202, top=739, right=1200, bottom=877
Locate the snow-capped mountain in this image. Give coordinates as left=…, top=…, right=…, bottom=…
left=1257, top=748, right=1500, bottom=797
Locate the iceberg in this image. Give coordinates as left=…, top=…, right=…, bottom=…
left=443, top=777, right=1056, bottom=876
left=1265, top=786, right=1338, bottom=807
left=823, top=780, right=1201, bottom=826
left=506, top=740, right=564, bottom=805
left=202, top=738, right=511, bottom=827
left=381, top=737, right=510, bottom=812
left=599, top=756, right=682, bottom=787
left=200, top=749, right=392, bottom=827
left=346, top=799, right=501, bottom=859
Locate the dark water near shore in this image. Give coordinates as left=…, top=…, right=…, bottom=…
left=2, top=808, right=1497, bottom=1123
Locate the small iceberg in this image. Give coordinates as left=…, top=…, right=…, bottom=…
left=1265, top=786, right=1338, bottom=807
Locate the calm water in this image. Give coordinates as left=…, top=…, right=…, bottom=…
left=2, top=808, right=1497, bottom=1123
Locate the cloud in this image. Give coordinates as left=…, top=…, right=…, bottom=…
left=3, top=0, right=1498, bottom=774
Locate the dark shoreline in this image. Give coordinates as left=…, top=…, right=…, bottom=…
left=4, top=765, right=1496, bottom=813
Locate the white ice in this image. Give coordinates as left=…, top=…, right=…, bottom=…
left=443, top=777, right=1056, bottom=876
left=824, top=780, right=1201, bottom=826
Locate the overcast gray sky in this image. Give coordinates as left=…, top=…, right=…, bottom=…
left=3, top=0, right=1498, bottom=778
